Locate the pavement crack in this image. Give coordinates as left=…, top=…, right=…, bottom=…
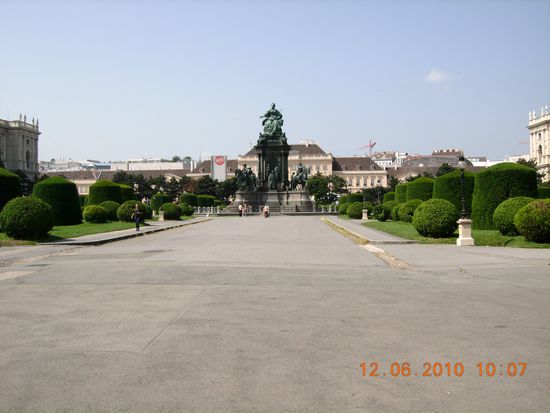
left=140, top=284, right=211, bottom=352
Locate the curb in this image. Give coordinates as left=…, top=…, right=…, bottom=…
left=322, top=218, right=418, bottom=245
left=38, top=218, right=212, bottom=246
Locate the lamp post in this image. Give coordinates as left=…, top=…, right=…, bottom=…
left=376, top=179, right=382, bottom=204
left=456, top=156, right=474, bottom=246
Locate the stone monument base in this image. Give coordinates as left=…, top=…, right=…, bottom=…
left=225, top=190, right=313, bottom=214
left=456, top=218, right=475, bottom=246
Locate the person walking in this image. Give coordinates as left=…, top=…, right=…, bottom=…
left=238, top=203, right=243, bottom=217
left=131, top=204, right=142, bottom=231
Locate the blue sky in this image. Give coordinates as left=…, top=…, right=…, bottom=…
left=1, top=0, right=549, bottom=162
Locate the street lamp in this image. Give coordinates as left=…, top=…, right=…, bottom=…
left=376, top=179, right=382, bottom=204
left=456, top=156, right=474, bottom=246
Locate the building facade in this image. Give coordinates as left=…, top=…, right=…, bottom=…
left=0, top=117, right=40, bottom=177
left=528, top=106, right=550, bottom=182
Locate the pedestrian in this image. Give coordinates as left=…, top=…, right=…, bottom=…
left=131, top=204, right=142, bottom=231
left=243, top=203, right=248, bottom=217
left=238, top=203, right=243, bottom=217
left=263, top=205, right=270, bottom=218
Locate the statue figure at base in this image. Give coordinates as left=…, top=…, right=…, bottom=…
left=235, top=164, right=258, bottom=192
left=290, top=162, right=309, bottom=190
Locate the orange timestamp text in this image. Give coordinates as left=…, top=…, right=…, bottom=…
left=360, top=361, right=527, bottom=378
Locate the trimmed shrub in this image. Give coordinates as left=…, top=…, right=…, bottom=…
left=339, top=195, right=350, bottom=205
left=117, top=200, right=147, bottom=222
left=493, top=197, right=534, bottom=236
left=433, top=170, right=475, bottom=214
left=161, top=203, right=182, bottom=220
left=180, top=193, right=197, bottom=206
left=362, top=202, right=374, bottom=214
left=99, top=200, right=120, bottom=221
left=384, top=200, right=398, bottom=217
left=383, top=191, right=395, bottom=203
left=0, top=197, right=54, bottom=239
left=0, top=168, right=21, bottom=212
left=395, top=184, right=408, bottom=203
left=471, top=163, right=538, bottom=230
left=397, top=199, right=423, bottom=223
left=514, top=199, right=550, bottom=243
left=151, top=193, right=171, bottom=211
left=372, top=204, right=391, bottom=222
left=180, top=203, right=194, bottom=216
left=32, top=176, right=82, bottom=225
left=197, top=194, right=217, bottom=207
left=346, top=202, right=364, bottom=219
left=413, top=199, right=459, bottom=238
left=119, top=184, right=135, bottom=202
left=391, top=204, right=400, bottom=221
left=348, top=193, right=363, bottom=203
left=406, top=177, right=434, bottom=201
left=79, top=195, right=88, bottom=207
left=83, top=205, right=108, bottom=223
left=88, top=180, right=122, bottom=205
left=538, top=186, right=550, bottom=199
left=338, top=203, right=348, bottom=215
left=144, top=204, right=153, bottom=219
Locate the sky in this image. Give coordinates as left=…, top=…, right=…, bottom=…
left=1, top=0, right=549, bottom=162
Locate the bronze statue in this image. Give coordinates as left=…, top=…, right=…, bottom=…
left=235, top=164, right=258, bottom=192
left=290, top=163, right=309, bottom=190
left=259, top=103, right=284, bottom=139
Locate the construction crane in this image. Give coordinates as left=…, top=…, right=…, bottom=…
left=358, top=139, right=377, bottom=156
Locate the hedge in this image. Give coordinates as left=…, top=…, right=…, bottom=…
left=83, top=205, right=108, bottom=223
left=117, top=201, right=147, bottom=222
left=391, top=204, right=400, bottom=221
left=538, top=186, right=550, bottom=199
left=362, top=202, right=374, bottom=214
left=151, top=193, right=171, bottom=211
left=197, top=194, right=217, bottom=207
left=384, top=200, right=398, bottom=218
left=88, top=180, right=122, bottom=205
left=339, top=195, right=350, bottom=205
left=119, top=184, right=135, bottom=202
left=432, top=170, right=475, bottom=214
left=406, top=177, right=434, bottom=201
left=0, top=196, right=54, bottom=239
left=514, top=199, right=550, bottom=243
left=180, top=203, right=194, bottom=216
left=372, top=204, right=391, bottom=221
left=0, top=168, right=22, bottom=212
left=395, top=184, right=408, bottom=203
left=32, top=176, right=82, bottom=225
left=397, top=199, right=423, bottom=222
left=346, top=202, right=364, bottom=219
left=338, top=203, right=348, bottom=215
left=471, top=163, right=538, bottom=229
left=383, top=192, right=395, bottom=203
left=412, top=199, right=459, bottom=238
left=99, top=200, right=120, bottom=221
left=144, top=204, right=153, bottom=219
left=180, top=193, right=197, bottom=206
left=79, top=195, right=88, bottom=207
left=348, top=193, right=363, bottom=203
left=161, top=203, right=182, bottom=220
left=492, top=197, right=534, bottom=236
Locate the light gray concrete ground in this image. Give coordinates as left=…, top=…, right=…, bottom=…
left=0, top=216, right=548, bottom=413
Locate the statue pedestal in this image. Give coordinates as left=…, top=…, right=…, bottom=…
left=362, top=209, right=369, bottom=220
left=226, top=190, right=313, bottom=214
left=456, top=218, right=474, bottom=246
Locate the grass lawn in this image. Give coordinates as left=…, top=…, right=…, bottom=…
left=47, top=221, right=136, bottom=240
left=0, top=233, right=36, bottom=246
left=363, top=221, right=550, bottom=248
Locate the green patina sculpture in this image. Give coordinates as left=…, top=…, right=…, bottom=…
left=235, top=164, right=258, bottom=191
left=290, top=162, right=309, bottom=190
left=258, top=103, right=287, bottom=144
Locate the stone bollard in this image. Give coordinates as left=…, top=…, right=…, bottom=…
left=321, top=205, right=325, bottom=213
left=158, top=210, right=164, bottom=222
left=328, top=205, right=332, bottom=213
left=456, top=218, right=475, bottom=246
left=362, top=209, right=369, bottom=221
left=217, top=206, right=220, bottom=214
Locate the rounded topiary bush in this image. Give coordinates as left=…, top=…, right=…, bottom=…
left=83, top=205, right=108, bottom=223
left=384, top=200, right=398, bottom=217
left=32, top=176, right=82, bottom=225
left=372, top=204, right=391, bottom=222
left=0, top=168, right=22, bottom=212
left=346, top=202, right=364, bottom=219
left=180, top=203, right=194, bottom=216
left=180, top=193, right=197, bottom=206
left=338, top=203, right=348, bottom=215
left=413, top=199, right=459, bottom=238
left=362, top=202, right=374, bottom=214
left=514, top=199, right=550, bottom=243
left=383, top=191, right=395, bottom=203
left=433, top=169, right=475, bottom=213
left=116, top=201, right=147, bottom=222
left=493, top=197, right=534, bottom=236
left=161, top=203, right=182, bottom=220
left=471, top=163, right=538, bottom=229
left=395, top=183, right=408, bottom=203
left=88, top=180, right=122, bottom=205
left=397, top=199, right=423, bottom=223
left=339, top=195, right=350, bottom=205
left=151, top=193, right=171, bottom=211
left=406, top=177, right=434, bottom=201
left=538, top=186, right=550, bottom=199
left=119, top=184, right=135, bottom=202
left=99, top=200, right=120, bottom=221
left=144, top=204, right=153, bottom=219
left=197, top=194, right=217, bottom=207
left=0, top=197, right=54, bottom=239
left=391, top=204, right=400, bottom=221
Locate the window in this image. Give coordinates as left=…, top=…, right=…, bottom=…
left=26, top=151, right=31, bottom=169
left=27, top=139, right=30, bottom=145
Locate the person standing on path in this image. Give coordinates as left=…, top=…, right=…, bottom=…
left=238, top=204, right=243, bottom=217
left=131, top=204, right=142, bottom=231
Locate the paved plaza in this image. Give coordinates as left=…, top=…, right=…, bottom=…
left=0, top=216, right=549, bottom=412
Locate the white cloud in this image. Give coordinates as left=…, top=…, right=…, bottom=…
left=425, top=69, right=451, bottom=83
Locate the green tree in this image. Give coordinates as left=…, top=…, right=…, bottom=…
left=196, top=175, right=218, bottom=196
left=172, top=155, right=182, bottom=162
left=388, top=176, right=399, bottom=191
left=517, top=158, right=545, bottom=183
left=436, top=163, right=456, bottom=176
